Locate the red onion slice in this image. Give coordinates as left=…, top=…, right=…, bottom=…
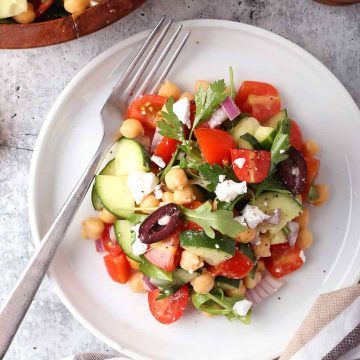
left=95, top=239, right=104, bottom=253
left=287, top=221, right=300, bottom=247
left=143, top=275, right=157, bottom=291
left=221, top=96, right=241, bottom=120
left=208, top=107, right=228, bottom=128
left=151, top=128, right=163, bottom=152
left=246, top=275, right=284, bottom=306
left=265, top=208, right=281, bottom=225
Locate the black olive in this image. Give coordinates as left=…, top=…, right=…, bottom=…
left=139, top=203, right=180, bottom=244
left=277, top=147, right=307, bottom=195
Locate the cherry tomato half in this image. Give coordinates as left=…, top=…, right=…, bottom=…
left=153, top=136, right=180, bottom=164
left=103, top=253, right=131, bottom=284
left=31, top=0, right=55, bottom=17
left=301, top=156, right=320, bottom=201
left=100, top=224, right=122, bottom=255
left=290, top=120, right=303, bottom=151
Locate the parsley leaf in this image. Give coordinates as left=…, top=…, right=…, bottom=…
left=157, top=147, right=180, bottom=180
left=181, top=202, right=245, bottom=238
left=252, top=174, right=291, bottom=198
left=157, top=97, right=185, bottom=142
left=191, top=80, right=227, bottom=136
left=270, top=119, right=291, bottom=173
left=198, top=163, right=238, bottom=192
left=229, top=66, right=236, bottom=100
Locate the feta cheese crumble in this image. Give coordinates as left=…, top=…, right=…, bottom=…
left=154, top=184, right=163, bottom=200
left=300, top=250, right=306, bottom=262
left=233, top=299, right=252, bottom=317
left=173, top=97, right=191, bottom=129
left=234, top=157, right=246, bottom=169
left=215, top=244, right=220, bottom=249
left=292, top=167, right=300, bottom=177
left=279, top=149, right=285, bottom=154
left=218, top=174, right=226, bottom=183
left=151, top=155, right=166, bottom=168
left=109, top=225, right=116, bottom=241
left=215, top=180, right=247, bottom=202
left=234, top=215, right=247, bottom=226
left=158, top=215, right=171, bottom=226
left=131, top=224, right=147, bottom=256
left=127, top=171, right=159, bottom=204
left=242, top=205, right=270, bottom=228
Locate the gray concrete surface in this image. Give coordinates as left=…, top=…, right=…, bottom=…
left=0, top=0, right=359, bottom=359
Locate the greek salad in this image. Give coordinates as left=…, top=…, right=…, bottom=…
left=81, top=69, right=329, bottom=325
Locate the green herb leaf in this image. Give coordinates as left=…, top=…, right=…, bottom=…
left=157, top=147, right=180, bottom=180
left=139, top=258, right=173, bottom=282
left=229, top=66, right=236, bottom=100
left=308, top=184, right=320, bottom=203
left=270, top=119, right=291, bottom=173
left=253, top=175, right=291, bottom=198
left=157, top=97, right=185, bottom=142
left=198, top=163, right=238, bottom=192
left=181, top=202, right=245, bottom=238
left=156, top=286, right=181, bottom=300
left=217, top=194, right=246, bottom=211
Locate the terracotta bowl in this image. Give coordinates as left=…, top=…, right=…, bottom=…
left=0, top=0, right=146, bottom=49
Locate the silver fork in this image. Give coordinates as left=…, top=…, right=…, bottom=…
left=0, top=17, right=190, bottom=359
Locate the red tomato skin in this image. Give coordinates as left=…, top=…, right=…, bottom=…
left=235, top=81, right=281, bottom=122
left=148, top=285, right=189, bottom=324
left=194, top=128, right=236, bottom=165
left=103, top=253, right=131, bottom=284
left=231, top=149, right=271, bottom=183
left=144, top=232, right=180, bottom=272
left=183, top=201, right=203, bottom=231
left=264, top=243, right=304, bottom=278
left=301, top=156, right=320, bottom=200
left=31, top=0, right=54, bottom=17
left=127, top=94, right=167, bottom=130
left=100, top=224, right=122, bottom=255
left=153, top=137, right=180, bottom=164
left=208, top=249, right=254, bottom=279
left=290, top=120, right=303, bottom=151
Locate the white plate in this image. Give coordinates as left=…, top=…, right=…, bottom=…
left=29, top=20, right=360, bottom=360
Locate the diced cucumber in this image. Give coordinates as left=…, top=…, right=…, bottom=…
left=115, top=138, right=150, bottom=175
left=139, top=259, right=173, bottom=282
left=114, top=220, right=142, bottom=262
left=180, top=230, right=235, bottom=266
left=253, top=192, right=302, bottom=233
left=215, top=276, right=240, bottom=291
left=173, top=268, right=199, bottom=283
left=230, top=116, right=260, bottom=149
left=269, top=230, right=288, bottom=245
left=91, top=159, right=117, bottom=211
left=254, top=126, right=276, bottom=150
left=95, top=175, right=135, bottom=218
left=264, top=109, right=288, bottom=129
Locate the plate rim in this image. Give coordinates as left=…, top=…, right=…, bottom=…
left=28, top=19, right=360, bottom=360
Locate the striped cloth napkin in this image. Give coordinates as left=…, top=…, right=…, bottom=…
left=64, top=284, right=360, bottom=360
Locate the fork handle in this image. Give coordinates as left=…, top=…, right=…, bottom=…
left=0, top=139, right=107, bottom=359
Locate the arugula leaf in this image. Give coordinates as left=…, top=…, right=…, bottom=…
left=198, top=163, right=238, bottom=192
left=181, top=202, right=245, bottom=238
left=270, top=119, right=291, bottom=173
left=156, top=286, right=181, bottom=300
left=157, top=97, right=185, bottom=142
left=240, top=133, right=265, bottom=150
left=191, top=80, right=227, bottom=135
left=229, top=66, right=236, bottom=100
left=253, top=174, right=291, bottom=198
left=157, top=147, right=180, bottom=180
left=139, top=258, right=173, bottom=282
left=191, top=288, right=251, bottom=324
left=217, top=194, right=246, bottom=211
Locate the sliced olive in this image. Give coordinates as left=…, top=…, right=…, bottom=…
left=277, top=147, right=307, bottom=195
left=139, top=203, right=180, bottom=244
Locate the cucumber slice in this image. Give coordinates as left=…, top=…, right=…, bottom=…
left=230, top=116, right=260, bottom=149
left=254, top=126, right=276, bottom=150
left=139, top=259, right=173, bottom=282
left=173, top=268, right=199, bottom=283
left=269, top=230, right=288, bottom=245
left=253, top=192, right=302, bottom=233
left=95, top=175, right=135, bottom=218
left=180, top=230, right=235, bottom=266
left=114, top=220, right=141, bottom=262
left=115, top=138, right=150, bottom=175
left=265, top=109, right=288, bottom=128
left=91, top=159, right=116, bottom=211
left=215, top=276, right=240, bottom=291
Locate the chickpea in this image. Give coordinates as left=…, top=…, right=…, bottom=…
left=303, top=140, right=320, bottom=157
left=235, top=228, right=257, bottom=243
left=201, top=311, right=213, bottom=318
left=212, top=199, right=218, bottom=211
left=120, top=119, right=144, bottom=139
left=128, top=272, right=146, bottom=293
left=64, top=0, right=90, bottom=13
left=194, top=80, right=210, bottom=92
left=140, top=194, right=160, bottom=214
left=225, top=281, right=246, bottom=297
left=295, top=208, right=309, bottom=229
left=191, top=272, right=215, bottom=294
left=256, top=259, right=266, bottom=272
left=81, top=217, right=105, bottom=239
left=312, top=184, right=329, bottom=207
left=13, top=2, right=36, bottom=24
left=158, top=80, right=181, bottom=100
left=243, top=271, right=262, bottom=289
left=173, top=186, right=196, bottom=205
left=180, top=250, right=204, bottom=273
left=296, top=228, right=314, bottom=249
left=180, top=92, right=194, bottom=101
left=98, top=208, right=117, bottom=224
left=162, top=191, right=174, bottom=203
left=253, top=234, right=271, bottom=258
left=165, top=168, right=188, bottom=190
left=127, top=257, right=140, bottom=270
